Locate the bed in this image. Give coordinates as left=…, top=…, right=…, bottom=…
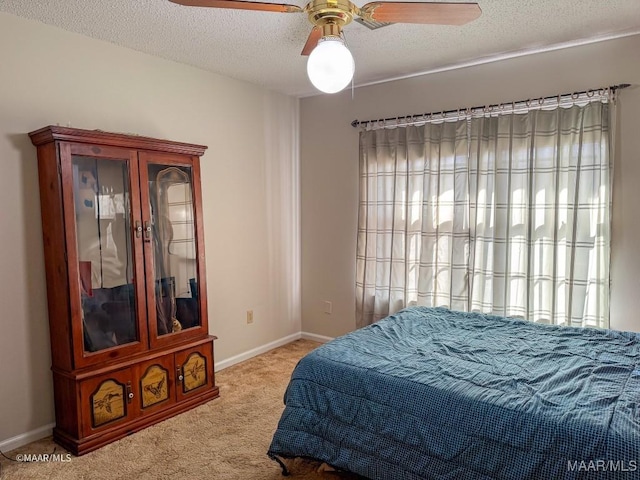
left=267, top=307, right=640, bottom=479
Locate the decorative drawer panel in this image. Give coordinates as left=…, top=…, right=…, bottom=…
left=137, top=354, right=175, bottom=415
left=79, top=369, right=134, bottom=436
left=175, top=342, right=214, bottom=401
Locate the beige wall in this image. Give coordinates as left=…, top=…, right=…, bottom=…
left=0, top=12, right=300, bottom=444
left=300, top=34, right=640, bottom=338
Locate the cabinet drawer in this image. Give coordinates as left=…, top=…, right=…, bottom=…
left=137, top=354, right=175, bottom=415
left=175, top=342, right=214, bottom=402
left=79, top=369, right=134, bottom=437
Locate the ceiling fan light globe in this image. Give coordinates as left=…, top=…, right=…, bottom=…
left=307, top=38, right=354, bottom=94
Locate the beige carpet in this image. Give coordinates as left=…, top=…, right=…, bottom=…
left=1, top=340, right=364, bottom=480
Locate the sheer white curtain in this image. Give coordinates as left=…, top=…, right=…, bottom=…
left=356, top=121, right=470, bottom=325
left=356, top=101, right=611, bottom=329
left=468, top=103, right=611, bottom=327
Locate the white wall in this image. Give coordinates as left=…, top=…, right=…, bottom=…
left=0, top=12, right=300, bottom=446
left=300, top=34, right=640, bottom=338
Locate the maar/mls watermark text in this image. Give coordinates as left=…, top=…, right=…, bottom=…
left=13, top=453, right=72, bottom=463
left=568, top=460, right=637, bottom=473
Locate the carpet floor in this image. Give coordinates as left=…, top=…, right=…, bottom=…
left=1, top=339, right=364, bottom=480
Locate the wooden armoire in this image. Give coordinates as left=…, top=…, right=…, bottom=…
left=29, top=126, right=219, bottom=455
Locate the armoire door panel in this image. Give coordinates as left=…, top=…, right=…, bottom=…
left=138, top=152, right=209, bottom=349
left=59, top=143, right=149, bottom=368
left=175, top=342, right=214, bottom=402
left=79, top=369, right=134, bottom=437
left=136, top=354, right=176, bottom=415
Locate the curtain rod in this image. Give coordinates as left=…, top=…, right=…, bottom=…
left=351, top=83, right=631, bottom=129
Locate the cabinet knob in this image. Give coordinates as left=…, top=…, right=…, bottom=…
left=134, top=221, right=143, bottom=238
left=126, top=381, right=134, bottom=404
left=177, top=366, right=184, bottom=382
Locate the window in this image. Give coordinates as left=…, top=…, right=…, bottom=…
left=356, top=101, right=611, bottom=329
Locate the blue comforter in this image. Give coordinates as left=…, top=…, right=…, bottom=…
left=268, top=307, right=640, bottom=479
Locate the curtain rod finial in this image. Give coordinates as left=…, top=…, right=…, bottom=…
left=351, top=120, right=360, bottom=128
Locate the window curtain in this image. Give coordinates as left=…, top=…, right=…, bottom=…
left=356, top=101, right=611, bottom=329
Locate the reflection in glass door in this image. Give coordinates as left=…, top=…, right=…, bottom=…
left=147, top=164, right=200, bottom=337
left=72, top=156, right=138, bottom=353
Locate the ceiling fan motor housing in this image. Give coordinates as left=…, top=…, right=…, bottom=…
left=306, top=0, right=360, bottom=36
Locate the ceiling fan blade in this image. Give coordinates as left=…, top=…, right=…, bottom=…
left=170, top=0, right=302, bottom=13
left=359, top=2, right=481, bottom=25
left=301, top=26, right=322, bottom=56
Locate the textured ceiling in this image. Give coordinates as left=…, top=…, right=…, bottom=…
left=1, top=0, right=639, bottom=96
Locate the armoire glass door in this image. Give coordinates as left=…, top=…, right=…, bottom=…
left=138, top=152, right=207, bottom=348
left=63, top=143, right=149, bottom=366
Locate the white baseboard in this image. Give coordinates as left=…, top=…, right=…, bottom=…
left=301, top=331, right=335, bottom=343
left=214, top=332, right=302, bottom=372
left=0, top=423, right=55, bottom=453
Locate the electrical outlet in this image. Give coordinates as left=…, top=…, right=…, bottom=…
left=324, top=301, right=332, bottom=314
left=246, top=310, right=254, bottom=324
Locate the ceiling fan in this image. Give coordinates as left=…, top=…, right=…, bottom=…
left=169, top=0, right=482, bottom=93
